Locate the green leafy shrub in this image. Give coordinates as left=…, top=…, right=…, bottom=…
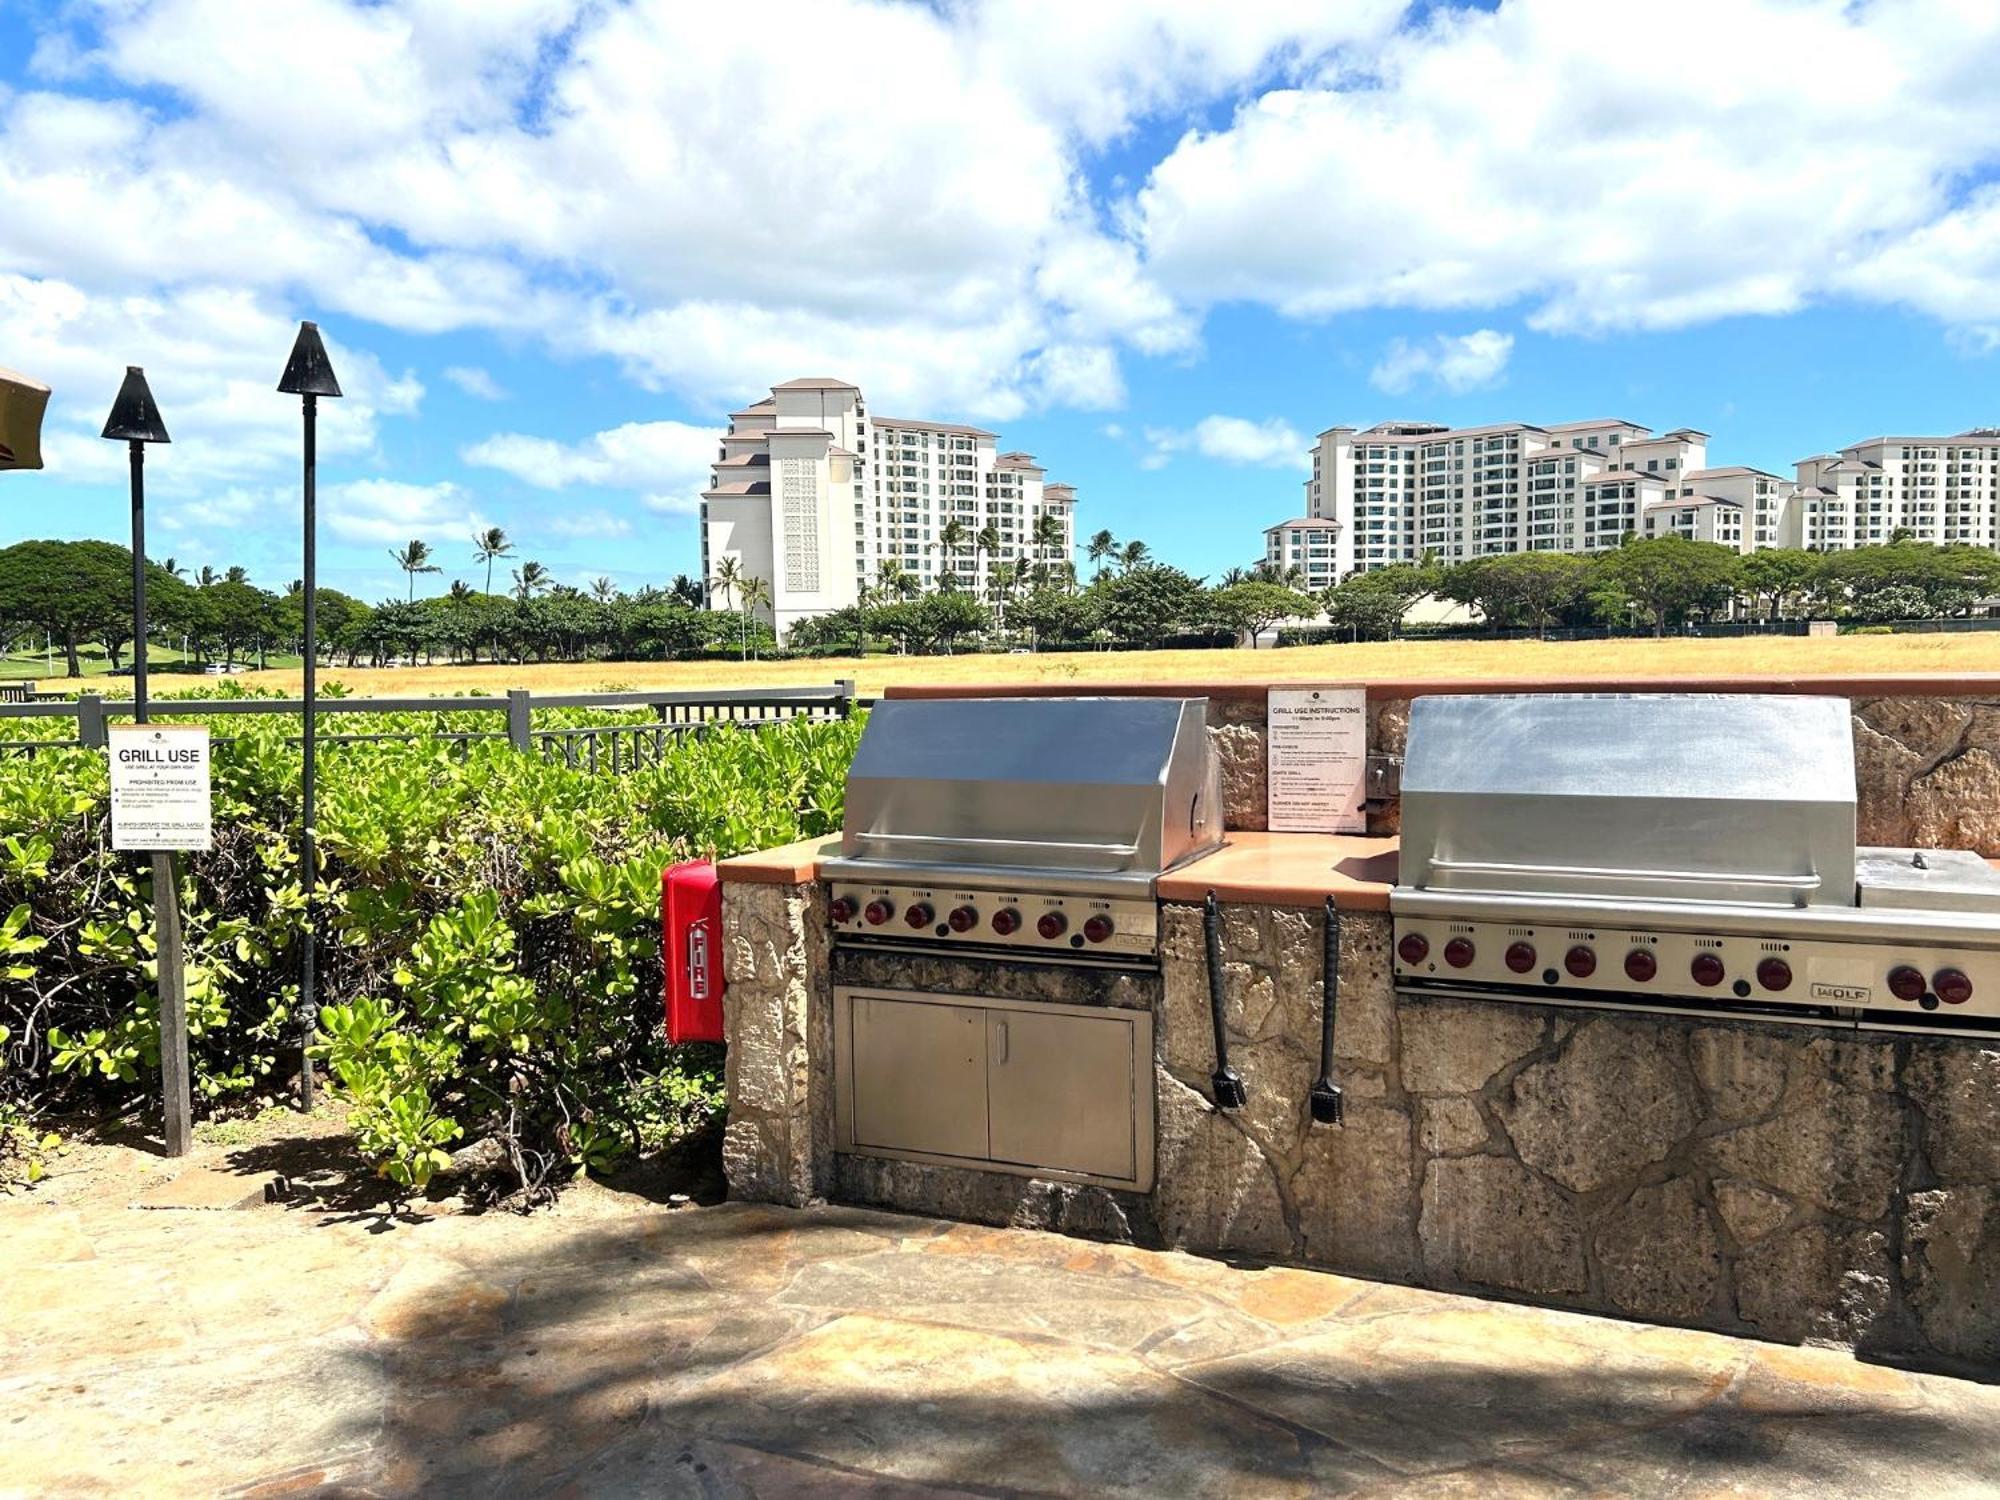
left=0, top=695, right=861, bottom=1199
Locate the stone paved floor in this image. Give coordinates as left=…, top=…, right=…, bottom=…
left=4, top=1145, right=1999, bottom=1498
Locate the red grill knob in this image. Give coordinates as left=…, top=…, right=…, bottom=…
left=1083, top=914, right=1115, bottom=944
left=1565, top=945, right=1596, bottom=979
left=829, top=896, right=858, bottom=924
left=1037, top=911, right=1068, bottom=941
left=1444, top=937, right=1476, bottom=969
left=991, top=907, right=1021, bottom=936
left=1397, top=933, right=1430, bottom=966
left=1624, top=948, right=1657, bottom=982
left=1934, top=968, right=1974, bottom=1005
left=1887, top=964, right=1927, bottom=1002
left=1504, top=941, right=1537, bottom=974
left=863, top=899, right=894, bottom=927
left=905, top=902, right=934, bottom=929
left=1755, top=956, right=1792, bottom=992
left=1690, top=952, right=1726, bottom=987
left=948, top=905, right=979, bottom=933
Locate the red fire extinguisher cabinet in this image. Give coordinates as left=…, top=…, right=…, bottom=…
left=663, top=859, right=726, bottom=1043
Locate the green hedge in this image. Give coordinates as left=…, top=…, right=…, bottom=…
left=0, top=704, right=861, bottom=1196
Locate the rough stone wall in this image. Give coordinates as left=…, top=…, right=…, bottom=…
left=1213, top=692, right=2000, bottom=854
left=1159, top=901, right=2000, bottom=1371
left=719, top=881, right=831, bottom=1207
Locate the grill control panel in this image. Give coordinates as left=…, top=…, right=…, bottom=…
left=828, top=881, right=1157, bottom=958
left=1393, top=917, right=1999, bottom=1028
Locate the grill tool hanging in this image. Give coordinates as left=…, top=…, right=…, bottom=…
left=1309, top=894, right=1344, bottom=1126
left=1203, top=890, right=1247, bottom=1110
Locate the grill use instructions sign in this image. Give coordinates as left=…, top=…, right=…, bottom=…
left=109, top=725, right=212, bottom=852
left=1267, top=685, right=1367, bottom=834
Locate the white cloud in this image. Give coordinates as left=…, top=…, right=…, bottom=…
left=0, top=271, right=425, bottom=496
left=1131, top=0, right=2000, bottom=340
left=464, top=418, right=719, bottom=520
left=1370, top=329, right=1513, bottom=395
left=443, top=365, right=507, bottom=401
left=1143, top=415, right=1307, bottom=470
left=9, top=0, right=2000, bottom=494
left=325, top=478, right=484, bottom=545
left=545, top=509, right=634, bottom=539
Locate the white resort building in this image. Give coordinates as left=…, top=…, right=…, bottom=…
left=1268, top=420, right=2000, bottom=580
left=700, top=378, right=1077, bottom=638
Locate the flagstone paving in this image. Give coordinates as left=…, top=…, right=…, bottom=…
left=3, top=1141, right=1999, bottom=1498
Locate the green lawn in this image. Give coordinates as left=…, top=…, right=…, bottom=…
left=1, top=646, right=304, bottom=683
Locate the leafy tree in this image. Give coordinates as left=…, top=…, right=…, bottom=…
left=1737, top=548, right=1823, bottom=621
left=1211, top=581, right=1316, bottom=647
left=1594, top=536, right=1741, bottom=636
left=0, top=539, right=183, bottom=676
left=1093, top=565, right=1206, bottom=648
left=1322, top=582, right=1409, bottom=641
left=1008, top=586, right=1099, bottom=648
left=390, top=539, right=442, bottom=601
left=1442, top=553, right=1593, bottom=636
left=917, top=591, right=991, bottom=654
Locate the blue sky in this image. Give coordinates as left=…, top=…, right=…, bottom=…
left=3, top=0, right=1997, bottom=604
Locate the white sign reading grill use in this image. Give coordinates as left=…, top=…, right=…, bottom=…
left=108, top=725, right=212, bottom=852
left=1267, top=685, right=1367, bottom=834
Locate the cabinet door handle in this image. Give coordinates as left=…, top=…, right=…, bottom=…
left=995, top=1019, right=1008, bottom=1065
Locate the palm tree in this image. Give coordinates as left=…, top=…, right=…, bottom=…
left=738, top=575, right=772, bottom=661
left=1086, top=528, right=1117, bottom=581
left=471, top=526, right=514, bottom=597
left=668, top=573, right=705, bottom=608
left=224, top=565, right=250, bottom=585
left=709, top=556, right=744, bottom=612
left=196, top=565, right=219, bottom=588
left=937, top=517, right=971, bottom=591
left=1119, top=538, right=1151, bottom=573
left=391, top=539, right=442, bottom=600
left=447, top=579, right=475, bottom=602
left=511, top=559, right=551, bottom=601
left=1032, top=513, right=1066, bottom=587
left=589, top=576, right=618, bottom=603
left=876, top=559, right=920, bottom=601
left=159, top=557, right=186, bottom=579
left=1219, top=567, right=1249, bottom=588
left=975, top=523, right=1002, bottom=592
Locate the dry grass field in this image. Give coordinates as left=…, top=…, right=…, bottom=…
left=76, top=631, right=2000, bottom=699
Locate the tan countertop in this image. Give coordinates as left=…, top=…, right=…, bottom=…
left=717, top=829, right=1400, bottom=909
left=1157, top=832, right=1398, bottom=911
left=716, top=835, right=841, bottom=885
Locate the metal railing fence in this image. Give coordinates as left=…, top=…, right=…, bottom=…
left=0, top=680, right=861, bottom=764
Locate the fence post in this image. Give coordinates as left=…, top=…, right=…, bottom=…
left=835, top=678, right=857, bottom=718
left=77, top=693, right=109, bottom=749
left=506, top=689, right=532, bottom=752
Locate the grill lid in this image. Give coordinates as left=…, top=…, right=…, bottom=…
left=1397, top=694, right=1857, bottom=909
left=834, top=696, right=1221, bottom=881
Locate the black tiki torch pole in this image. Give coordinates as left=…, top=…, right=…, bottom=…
left=130, top=442, right=148, bottom=721
left=103, top=367, right=189, bottom=1155
left=299, top=390, right=319, bottom=1109
left=278, top=322, right=341, bottom=1113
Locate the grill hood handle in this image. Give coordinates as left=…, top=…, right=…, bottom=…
left=1309, top=894, right=1344, bottom=1127
left=1202, top=891, right=1247, bottom=1111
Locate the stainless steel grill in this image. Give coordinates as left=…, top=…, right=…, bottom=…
left=1392, top=693, right=2000, bottom=1035
left=822, top=695, right=1222, bottom=960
